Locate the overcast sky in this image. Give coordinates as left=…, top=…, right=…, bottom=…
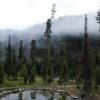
left=0, top=0, right=99, bottom=29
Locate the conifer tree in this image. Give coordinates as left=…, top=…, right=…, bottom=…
left=41, top=54, right=48, bottom=85
left=47, top=46, right=54, bottom=84
left=81, top=15, right=94, bottom=98
left=58, top=44, right=69, bottom=85
left=12, top=47, right=17, bottom=80
left=30, top=40, right=36, bottom=63
left=28, top=40, right=37, bottom=84
left=0, top=64, right=4, bottom=85
left=5, top=36, right=13, bottom=78
left=94, top=49, right=100, bottom=88
left=18, top=40, right=24, bottom=65
left=18, top=40, right=27, bottom=84
left=0, top=41, right=3, bottom=61
left=0, top=40, right=4, bottom=84
left=21, top=64, right=27, bottom=84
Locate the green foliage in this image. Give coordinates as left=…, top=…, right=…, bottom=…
left=47, top=49, right=54, bottom=84
left=41, top=56, right=48, bottom=85
left=61, top=94, right=66, bottom=100
left=11, top=48, right=18, bottom=80
left=30, top=40, right=36, bottom=63
left=4, top=36, right=13, bottom=78
left=28, top=40, right=37, bottom=84
left=18, top=40, right=28, bottom=84
left=20, top=64, right=27, bottom=84
left=0, top=26, right=100, bottom=91
left=58, top=44, right=69, bottom=85
left=0, top=64, right=4, bottom=85
left=81, top=15, right=94, bottom=96
left=27, top=63, right=36, bottom=84
left=95, top=66, right=100, bottom=85
left=0, top=41, right=3, bottom=61
left=18, top=40, right=24, bottom=62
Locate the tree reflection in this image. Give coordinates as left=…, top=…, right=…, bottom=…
left=61, top=94, right=66, bottom=100
left=30, top=91, right=36, bottom=99
left=18, top=90, right=23, bottom=100
left=48, top=91, right=54, bottom=100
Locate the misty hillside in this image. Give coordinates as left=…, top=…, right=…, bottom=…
left=0, top=12, right=99, bottom=42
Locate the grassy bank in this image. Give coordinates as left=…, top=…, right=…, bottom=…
left=0, top=77, right=100, bottom=97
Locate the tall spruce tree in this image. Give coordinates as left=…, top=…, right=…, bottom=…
left=18, top=40, right=24, bottom=65
left=30, top=40, right=36, bottom=63
left=81, top=15, right=94, bottom=98
left=41, top=52, right=48, bottom=85
left=0, top=64, right=4, bottom=85
left=5, top=36, right=13, bottom=78
left=94, top=49, right=100, bottom=88
left=18, top=40, right=27, bottom=84
left=21, top=64, right=27, bottom=84
left=28, top=40, right=37, bottom=84
left=12, top=47, right=17, bottom=80
left=0, top=40, right=4, bottom=84
left=0, top=41, right=2, bottom=61
left=58, top=44, right=69, bottom=85
left=47, top=45, right=54, bottom=84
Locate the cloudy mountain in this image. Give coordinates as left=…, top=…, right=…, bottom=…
left=0, top=12, right=99, bottom=42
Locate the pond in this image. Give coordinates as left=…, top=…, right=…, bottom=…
left=0, top=90, right=73, bottom=100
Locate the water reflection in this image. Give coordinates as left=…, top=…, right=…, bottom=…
left=18, top=90, right=23, bottom=100
left=1, top=93, right=18, bottom=100
left=31, top=91, right=36, bottom=99
left=0, top=90, right=72, bottom=100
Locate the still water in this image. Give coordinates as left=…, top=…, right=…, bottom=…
left=0, top=90, right=72, bottom=100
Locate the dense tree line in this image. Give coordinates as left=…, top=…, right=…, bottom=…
left=0, top=16, right=99, bottom=100
left=0, top=35, right=99, bottom=83
left=0, top=33, right=99, bottom=87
